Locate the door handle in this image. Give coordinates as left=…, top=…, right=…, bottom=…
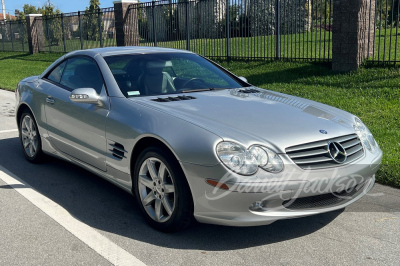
left=46, top=97, right=55, bottom=104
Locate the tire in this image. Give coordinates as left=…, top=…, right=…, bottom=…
left=133, top=146, right=194, bottom=232
left=19, top=111, right=45, bottom=163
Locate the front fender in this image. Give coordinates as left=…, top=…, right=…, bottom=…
left=105, top=97, right=222, bottom=175
left=16, top=79, right=49, bottom=133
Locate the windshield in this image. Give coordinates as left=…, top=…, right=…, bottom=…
left=104, top=53, right=247, bottom=97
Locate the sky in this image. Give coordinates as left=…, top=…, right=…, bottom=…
left=2, top=0, right=151, bottom=15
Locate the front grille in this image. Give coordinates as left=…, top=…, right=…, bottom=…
left=286, top=134, right=364, bottom=169
left=282, top=181, right=367, bottom=210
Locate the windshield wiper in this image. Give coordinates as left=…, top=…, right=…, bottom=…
left=181, top=87, right=230, bottom=93
left=181, top=88, right=214, bottom=93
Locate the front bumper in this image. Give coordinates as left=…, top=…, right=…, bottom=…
left=181, top=149, right=382, bottom=227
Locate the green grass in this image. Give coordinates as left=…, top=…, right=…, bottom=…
left=139, top=29, right=400, bottom=62
left=0, top=52, right=63, bottom=91
left=0, top=38, right=117, bottom=54
left=0, top=51, right=399, bottom=188
left=141, top=30, right=333, bottom=59
left=372, top=28, right=400, bottom=62
left=1, top=30, right=334, bottom=59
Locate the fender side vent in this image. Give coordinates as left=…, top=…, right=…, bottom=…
left=238, top=88, right=260, bottom=93
left=151, top=95, right=196, bottom=102
left=109, top=142, right=127, bottom=160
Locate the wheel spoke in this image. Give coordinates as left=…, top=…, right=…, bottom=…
left=21, top=129, right=29, bottom=137
left=162, top=197, right=173, bottom=215
left=28, top=117, right=33, bottom=132
left=23, top=118, right=30, bottom=131
left=32, top=130, right=37, bottom=137
left=158, top=163, right=166, bottom=183
left=139, top=175, right=154, bottom=188
left=31, top=140, right=37, bottom=153
left=146, top=160, right=158, bottom=180
left=29, top=143, right=34, bottom=156
left=142, top=192, right=156, bottom=206
left=23, top=139, right=30, bottom=148
left=154, top=199, right=162, bottom=221
left=164, top=184, right=175, bottom=194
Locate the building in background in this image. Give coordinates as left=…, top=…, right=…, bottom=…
left=0, top=13, right=17, bottom=21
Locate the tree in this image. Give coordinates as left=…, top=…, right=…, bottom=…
left=388, top=0, right=400, bottom=26
left=16, top=5, right=43, bottom=46
left=84, top=0, right=101, bottom=41
left=42, top=2, right=63, bottom=45
left=18, top=4, right=43, bottom=21
left=17, top=2, right=62, bottom=45
left=376, top=0, right=392, bottom=28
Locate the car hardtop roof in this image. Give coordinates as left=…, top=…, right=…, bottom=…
left=65, top=46, right=194, bottom=58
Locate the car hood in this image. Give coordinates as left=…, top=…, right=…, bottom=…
left=131, top=88, right=357, bottom=153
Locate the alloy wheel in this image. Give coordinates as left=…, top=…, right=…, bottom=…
left=21, top=115, right=39, bottom=158
left=138, top=157, right=176, bottom=222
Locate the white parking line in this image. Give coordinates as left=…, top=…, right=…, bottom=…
left=0, top=165, right=146, bottom=266
left=0, top=129, right=18, bottom=134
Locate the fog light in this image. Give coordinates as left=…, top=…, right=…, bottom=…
left=249, top=201, right=263, bottom=211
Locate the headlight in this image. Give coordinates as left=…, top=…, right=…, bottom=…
left=216, top=142, right=284, bottom=175
left=353, top=117, right=377, bottom=152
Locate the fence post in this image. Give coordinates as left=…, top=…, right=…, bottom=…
left=78, top=11, right=83, bottom=50
left=1, top=24, right=4, bottom=52
left=25, top=14, right=43, bottom=54
left=225, top=0, right=230, bottom=59
left=45, top=16, right=51, bottom=52
left=332, top=0, right=376, bottom=71
left=185, top=0, right=190, bottom=51
left=275, top=0, right=280, bottom=59
left=98, top=8, right=103, bottom=48
left=152, top=1, right=157, bottom=46
left=114, top=0, right=139, bottom=46
left=21, top=23, right=25, bottom=52
left=9, top=22, right=14, bottom=52
left=61, top=14, right=66, bottom=53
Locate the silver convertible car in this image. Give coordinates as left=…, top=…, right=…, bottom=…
left=16, top=47, right=382, bottom=232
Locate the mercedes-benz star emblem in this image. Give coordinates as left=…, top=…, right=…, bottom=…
left=328, top=142, right=347, bottom=163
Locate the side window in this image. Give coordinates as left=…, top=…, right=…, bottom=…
left=60, top=57, right=104, bottom=94
left=46, top=61, right=67, bottom=84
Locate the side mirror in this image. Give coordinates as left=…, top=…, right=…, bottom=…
left=70, top=88, right=99, bottom=104
left=238, top=76, right=248, bottom=83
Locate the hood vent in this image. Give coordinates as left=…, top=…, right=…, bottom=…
left=109, top=142, right=127, bottom=160
left=151, top=95, right=196, bottom=102
left=238, top=88, right=260, bottom=93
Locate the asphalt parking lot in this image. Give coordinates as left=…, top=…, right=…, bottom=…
left=0, top=89, right=399, bottom=266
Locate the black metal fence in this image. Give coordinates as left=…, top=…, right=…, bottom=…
left=35, top=7, right=116, bottom=53
left=131, top=0, right=333, bottom=61
left=369, top=0, right=400, bottom=64
left=0, top=20, right=28, bottom=52
left=1, top=0, right=400, bottom=65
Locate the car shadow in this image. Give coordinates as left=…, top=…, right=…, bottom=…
left=0, top=136, right=343, bottom=251
left=0, top=53, right=57, bottom=62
